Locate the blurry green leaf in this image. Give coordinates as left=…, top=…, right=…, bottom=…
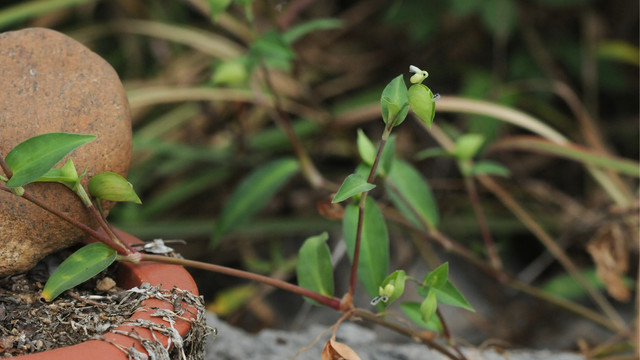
left=597, top=40, right=640, bottom=66
left=35, top=158, right=79, bottom=189
left=490, top=137, right=640, bottom=177
left=481, top=0, right=517, bottom=39
left=408, top=84, right=436, bottom=127
left=534, top=0, right=594, bottom=7
left=211, top=158, right=299, bottom=247
left=381, top=75, right=409, bottom=126
left=208, top=0, right=232, bottom=20
left=542, top=268, right=634, bottom=300
left=401, top=302, right=443, bottom=331
left=415, top=147, right=450, bottom=160
left=378, top=270, right=406, bottom=307
left=283, top=18, right=343, bottom=43
left=433, top=280, right=475, bottom=312
left=212, top=57, right=249, bottom=85
left=423, top=262, right=449, bottom=289
left=470, top=161, right=510, bottom=177
left=0, top=0, right=96, bottom=29
left=207, top=284, right=257, bottom=315
left=5, top=132, right=96, bottom=188
left=448, top=0, right=481, bottom=16
left=420, top=290, right=438, bottom=323
left=250, top=30, right=295, bottom=71
left=357, top=129, right=376, bottom=166
left=343, top=197, right=389, bottom=298
left=233, top=0, right=253, bottom=5
left=379, top=135, right=396, bottom=177
left=41, top=243, right=117, bottom=301
left=454, top=134, right=485, bottom=161
left=385, top=159, right=439, bottom=229
left=296, top=232, right=334, bottom=305
left=89, top=172, right=142, bottom=204
left=332, top=173, right=376, bottom=203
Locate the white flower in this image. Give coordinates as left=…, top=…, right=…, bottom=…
left=409, top=65, right=429, bottom=84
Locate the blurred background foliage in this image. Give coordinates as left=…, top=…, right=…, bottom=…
left=1, top=0, right=637, bottom=352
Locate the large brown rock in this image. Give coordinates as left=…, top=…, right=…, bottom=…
left=0, top=28, right=132, bottom=276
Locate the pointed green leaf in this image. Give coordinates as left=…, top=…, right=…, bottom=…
left=343, top=197, right=389, bottom=297
left=332, top=173, right=376, bottom=203
left=408, top=84, right=436, bottom=127
left=454, top=134, right=485, bottom=161
left=250, top=30, right=295, bottom=71
left=211, top=158, right=299, bottom=247
left=378, top=270, right=406, bottom=307
left=433, top=280, right=475, bottom=312
left=470, top=161, right=510, bottom=177
left=385, top=159, right=439, bottom=229
left=420, top=290, right=438, bottom=323
left=401, top=302, right=443, bottom=331
left=379, top=135, right=396, bottom=177
left=5, top=132, right=96, bottom=188
left=283, top=18, right=343, bottom=43
left=415, top=147, right=451, bottom=161
left=89, top=172, right=142, bottom=204
left=423, top=262, right=449, bottom=289
left=357, top=129, right=376, bottom=166
left=35, top=158, right=79, bottom=189
left=381, top=75, right=409, bottom=126
left=41, top=243, right=117, bottom=301
left=296, top=232, right=334, bottom=305
left=208, top=0, right=232, bottom=21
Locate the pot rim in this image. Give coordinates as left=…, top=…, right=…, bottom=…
left=15, top=229, right=199, bottom=359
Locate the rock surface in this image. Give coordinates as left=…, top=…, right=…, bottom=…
left=204, top=312, right=586, bottom=360
left=0, top=28, right=132, bottom=276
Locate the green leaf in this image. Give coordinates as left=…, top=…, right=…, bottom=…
left=420, top=290, right=438, bottom=323
left=5, top=132, right=96, bottom=188
left=250, top=30, right=296, bottom=71
left=408, top=84, right=436, bottom=127
left=296, top=232, right=334, bottom=305
left=343, top=197, right=389, bottom=298
left=378, top=270, right=407, bottom=306
left=208, top=0, right=232, bottom=21
left=385, top=159, right=439, bottom=229
left=211, top=158, right=299, bottom=247
left=379, top=135, right=395, bottom=177
left=212, top=57, right=249, bottom=85
left=35, top=158, right=80, bottom=189
left=401, top=302, right=443, bottom=331
left=470, top=160, right=510, bottom=177
left=380, top=75, right=409, bottom=126
left=415, top=147, right=451, bottom=160
left=332, top=173, right=376, bottom=203
left=41, top=242, right=117, bottom=301
left=423, top=262, right=449, bottom=289
left=432, top=280, right=475, bottom=312
left=542, top=268, right=634, bottom=300
left=283, top=18, right=343, bottom=43
left=357, top=129, right=376, bottom=166
left=89, top=172, right=142, bottom=204
left=454, top=134, right=485, bottom=161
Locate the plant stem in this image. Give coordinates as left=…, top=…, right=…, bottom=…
left=0, top=157, right=13, bottom=178
left=462, top=174, right=502, bottom=271
left=437, top=309, right=468, bottom=360
left=347, top=129, right=390, bottom=299
left=0, top=185, right=132, bottom=256
left=139, top=254, right=342, bottom=310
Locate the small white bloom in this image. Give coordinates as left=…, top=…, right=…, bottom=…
left=409, top=65, right=429, bottom=84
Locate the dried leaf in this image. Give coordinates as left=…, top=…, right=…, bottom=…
left=321, top=339, right=362, bottom=360
left=587, top=223, right=631, bottom=302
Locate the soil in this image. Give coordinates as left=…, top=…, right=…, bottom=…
left=0, top=246, right=213, bottom=359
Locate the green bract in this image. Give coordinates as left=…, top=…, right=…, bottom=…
left=378, top=270, right=407, bottom=306
left=89, top=172, right=142, bottom=204
left=407, top=84, right=436, bottom=128
left=35, top=158, right=81, bottom=189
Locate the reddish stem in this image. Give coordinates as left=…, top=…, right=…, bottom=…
left=140, top=254, right=342, bottom=310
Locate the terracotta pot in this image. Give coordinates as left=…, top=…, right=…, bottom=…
left=16, top=229, right=199, bottom=359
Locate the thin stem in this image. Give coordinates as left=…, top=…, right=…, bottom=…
left=348, top=128, right=390, bottom=298
left=353, top=309, right=462, bottom=360
left=437, top=309, right=468, bottom=360
left=462, top=174, right=502, bottom=271
left=139, top=254, right=341, bottom=310
left=0, top=157, right=13, bottom=179
left=0, top=185, right=130, bottom=256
